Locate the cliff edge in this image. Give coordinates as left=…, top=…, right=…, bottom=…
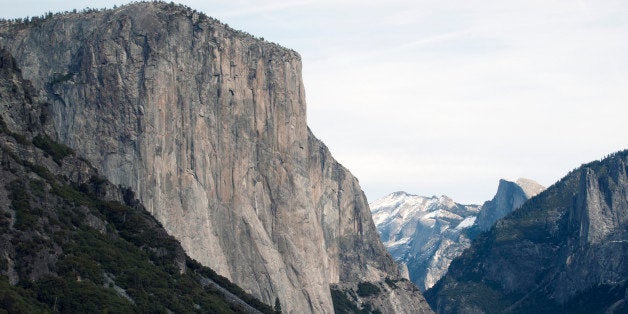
left=0, top=3, right=430, bottom=313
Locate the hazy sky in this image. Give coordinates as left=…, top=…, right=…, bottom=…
left=2, top=0, right=627, bottom=203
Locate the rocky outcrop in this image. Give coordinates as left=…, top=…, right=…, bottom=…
left=474, top=178, right=544, bottom=231
left=425, top=151, right=628, bottom=313
left=331, top=279, right=430, bottom=314
left=0, top=3, right=431, bottom=313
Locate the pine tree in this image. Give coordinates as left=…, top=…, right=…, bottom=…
left=274, top=297, right=282, bottom=314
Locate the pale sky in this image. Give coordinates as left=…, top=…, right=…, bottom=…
left=2, top=0, right=627, bottom=204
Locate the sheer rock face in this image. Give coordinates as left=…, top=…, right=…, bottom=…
left=425, top=152, right=628, bottom=313
left=515, top=177, right=546, bottom=199
left=474, top=178, right=544, bottom=231
left=0, top=3, right=431, bottom=313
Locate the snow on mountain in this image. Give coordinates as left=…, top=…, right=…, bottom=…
left=454, top=216, right=476, bottom=230
left=370, top=192, right=480, bottom=290
left=370, top=178, right=545, bottom=291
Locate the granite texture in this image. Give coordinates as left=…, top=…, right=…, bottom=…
left=0, top=3, right=431, bottom=313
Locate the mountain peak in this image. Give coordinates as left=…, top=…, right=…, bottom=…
left=391, top=191, right=413, bottom=197
left=496, top=178, right=545, bottom=199
left=474, top=178, right=536, bottom=231
left=370, top=190, right=480, bottom=290
left=427, top=151, right=628, bottom=312
left=515, top=177, right=545, bottom=198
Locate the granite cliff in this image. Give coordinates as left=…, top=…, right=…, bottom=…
left=425, top=151, right=628, bottom=313
left=0, top=3, right=431, bottom=313
left=0, top=46, right=273, bottom=313
left=473, top=178, right=545, bottom=232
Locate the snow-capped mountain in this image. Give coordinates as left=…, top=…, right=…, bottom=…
left=370, top=192, right=480, bottom=290
left=370, top=178, right=545, bottom=291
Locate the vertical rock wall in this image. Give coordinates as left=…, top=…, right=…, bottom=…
left=0, top=3, right=431, bottom=313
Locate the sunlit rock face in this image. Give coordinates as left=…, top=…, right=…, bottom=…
left=0, top=3, right=431, bottom=313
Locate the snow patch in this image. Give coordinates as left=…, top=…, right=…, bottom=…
left=455, top=216, right=476, bottom=230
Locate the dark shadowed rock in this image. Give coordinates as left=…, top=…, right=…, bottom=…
left=425, top=151, right=628, bottom=313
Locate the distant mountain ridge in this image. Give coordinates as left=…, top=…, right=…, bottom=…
left=425, top=151, right=628, bottom=313
left=370, top=178, right=544, bottom=291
